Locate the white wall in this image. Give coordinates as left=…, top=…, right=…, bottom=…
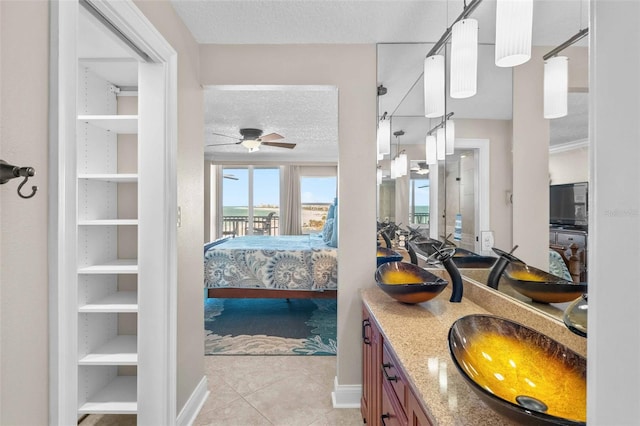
left=133, top=0, right=205, bottom=413
left=199, top=44, right=377, bottom=392
left=0, top=2, right=50, bottom=424
left=549, top=146, right=589, bottom=185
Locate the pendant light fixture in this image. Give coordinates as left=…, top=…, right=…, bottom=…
left=426, top=134, right=437, bottom=165
left=495, top=0, right=533, bottom=67
left=542, top=28, right=589, bottom=119
left=436, top=127, right=446, bottom=161
left=377, top=112, right=391, bottom=156
left=424, top=55, right=445, bottom=118
left=393, top=130, right=407, bottom=177
left=377, top=168, right=382, bottom=185
left=450, top=18, right=478, bottom=98
left=544, top=56, right=568, bottom=119
left=446, top=118, right=456, bottom=155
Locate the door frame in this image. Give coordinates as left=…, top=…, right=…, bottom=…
left=48, top=1, right=178, bottom=424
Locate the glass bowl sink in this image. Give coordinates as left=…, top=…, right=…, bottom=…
left=375, top=261, right=448, bottom=304
left=451, top=248, right=498, bottom=269
left=376, top=247, right=403, bottom=267
left=503, top=262, right=587, bottom=303
left=448, top=315, right=586, bottom=425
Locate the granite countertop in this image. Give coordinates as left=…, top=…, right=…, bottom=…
left=362, top=286, right=518, bottom=425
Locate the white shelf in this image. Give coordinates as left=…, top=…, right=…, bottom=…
left=78, top=259, right=138, bottom=274
left=79, top=291, right=138, bottom=313
left=78, top=376, right=137, bottom=414
left=78, top=173, right=138, bottom=183
left=79, top=219, right=138, bottom=226
left=79, top=335, right=137, bottom=366
left=77, top=115, right=138, bottom=134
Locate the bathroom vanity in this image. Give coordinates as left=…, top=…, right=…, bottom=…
left=361, top=274, right=586, bottom=425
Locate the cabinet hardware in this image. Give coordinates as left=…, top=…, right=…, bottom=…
left=381, top=363, right=399, bottom=382
left=381, top=413, right=391, bottom=426
left=362, top=319, right=371, bottom=345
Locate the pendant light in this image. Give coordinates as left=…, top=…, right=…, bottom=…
left=495, top=0, right=533, bottom=67
left=436, top=127, right=446, bottom=161
left=398, top=153, right=408, bottom=176
left=424, top=55, right=445, bottom=118
left=450, top=18, right=478, bottom=98
left=377, top=168, right=382, bottom=185
left=544, top=56, right=568, bottom=119
left=445, top=119, right=456, bottom=155
left=377, top=114, right=391, bottom=156
left=426, top=134, right=437, bottom=165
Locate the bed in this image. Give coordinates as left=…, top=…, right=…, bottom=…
left=204, top=235, right=338, bottom=299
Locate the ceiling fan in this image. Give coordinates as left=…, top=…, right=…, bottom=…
left=207, top=128, right=296, bottom=153
left=410, top=162, right=430, bottom=175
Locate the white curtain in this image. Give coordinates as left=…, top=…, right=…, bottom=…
left=214, top=165, right=224, bottom=238
left=280, top=165, right=302, bottom=235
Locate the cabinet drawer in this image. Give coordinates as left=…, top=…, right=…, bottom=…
left=382, top=343, right=407, bottom=411
left=382, top=382, right=407, bottom=426
left=556, top=233, right=586, bottom=248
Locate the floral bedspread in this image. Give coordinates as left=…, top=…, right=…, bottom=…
left=204, top=235, right=338, bottom=291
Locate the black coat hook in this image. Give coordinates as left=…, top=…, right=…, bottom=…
left=1, top=160, right=38, bottom=199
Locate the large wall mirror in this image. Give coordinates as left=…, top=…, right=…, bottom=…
left=376, top=0, right=589, bottom=321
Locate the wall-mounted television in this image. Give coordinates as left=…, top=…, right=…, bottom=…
left=550, top=182, right=588, bottom=227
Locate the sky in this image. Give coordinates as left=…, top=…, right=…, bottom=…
left=222, top=167, right=336, bottom=206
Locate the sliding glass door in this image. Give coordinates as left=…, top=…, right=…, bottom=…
left=222, top=166, right=280, bottom=236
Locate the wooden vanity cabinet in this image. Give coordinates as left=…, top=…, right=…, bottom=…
left=362, top=304, right=434, bottom=426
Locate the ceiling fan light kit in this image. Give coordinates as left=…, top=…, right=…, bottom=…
left=208, top=127, right=295, bottom=152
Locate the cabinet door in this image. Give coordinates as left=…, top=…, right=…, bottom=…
left=407, top=391, right=433, bottom=426
left=362, top=305, right=382, bottom=424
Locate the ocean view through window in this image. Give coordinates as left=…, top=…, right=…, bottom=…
left=301, top=176, right=337, bottom=234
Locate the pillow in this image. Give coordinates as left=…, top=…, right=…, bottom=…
left=328, top=213, right=338, bottom=248
left=323, top=218, right=335, bottom=242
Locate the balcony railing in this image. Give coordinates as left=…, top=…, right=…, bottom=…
left=222, top=214, right=279, bottom=237
left=410, top=212, right=429, bottom=224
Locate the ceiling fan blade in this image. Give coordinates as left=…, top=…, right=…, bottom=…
left=211, top=131, right=241, bottom=141
left=261, top=141, right=296, bottom=149
left=206, top=141, right=242, bottom=147
left=223, top=174, right=239, bottom=180
left=259, top=133, right=284, bottom=142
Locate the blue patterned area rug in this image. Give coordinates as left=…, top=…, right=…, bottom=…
left=204, top=298, right=337, bottom=356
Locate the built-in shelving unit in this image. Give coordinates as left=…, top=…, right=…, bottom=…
left=76, top=60, right=140, bottom=416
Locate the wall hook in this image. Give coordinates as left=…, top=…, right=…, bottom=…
left=1, top=160, right=38, bottom=199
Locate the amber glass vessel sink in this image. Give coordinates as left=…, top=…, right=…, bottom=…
left=375, top=261, right=448, bottom=304
left=449, top=315, right=586, bottom=425
left=503, top=262, right=587, bottom=303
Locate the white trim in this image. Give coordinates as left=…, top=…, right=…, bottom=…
left=331, top=377, right=362, bottom=409
left=450, top=139, right=490, bottom=254
left=549, top=138, right=589, bottom=153
left=206, top=84, right=338, bottom=92
left=176, top=376, right=210, bottom=426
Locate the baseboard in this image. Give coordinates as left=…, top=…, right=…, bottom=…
left=331, top=376, right=362, bottom=408
left=177, top=375, right=210, bottom=426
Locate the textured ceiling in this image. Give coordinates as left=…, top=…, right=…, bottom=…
left=172, top=0, right=589, bottom=160
left=204, top=86, right=338, bottom=163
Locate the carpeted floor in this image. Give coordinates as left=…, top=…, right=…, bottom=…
left=204, top=298, right=337, bottom=356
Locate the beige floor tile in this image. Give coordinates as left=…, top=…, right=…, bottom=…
left=201, top=371, right=243, bottom=414
left=194, top=397, right=272, bottom=426
left=215, top=358, right=306, bottom=397
left=308, top=408, right=364, bottom=426
left=244, top=374, right=334, bottom=426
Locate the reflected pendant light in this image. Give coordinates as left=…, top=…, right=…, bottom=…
left=390, top=158, right=397, bottom=179
left=424, top=55, right=445, bottom=118
left=436, top=128, right=446, bottom=161
left=377, top=168, right=382, bottom=185
left=544, top=56, right=569, bottom=119
left=377, top=116, right=391, bottom=155
left=495, top=0, right=533, bottom=67
left=445, top=119, right=455, bottom=155
left=451, top=19, right=478, bottom=98
left=426, top=134, right=437, bottom=165
left=398, top=153, right=408, bottom=176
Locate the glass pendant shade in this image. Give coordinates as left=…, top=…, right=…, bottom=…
left=424, top=55, right=445, bottom=118
left=377, top=168, right=382, bottom=185
left=399, top=153, right=408, bottom=176
left=451, top=19, right=478, bottom=98
left=390, top=158, right=397, bottom=179
left=544, top=56, right=569, bottom=119
left=445, top=120, right=455, bottom=155
left=436, top=128, right=446, bottom=161
left=377, top=117, right=391, bottom=155
left=495, top=0, right=533, bottom=67
left=426, top=134, right=437, bottom=165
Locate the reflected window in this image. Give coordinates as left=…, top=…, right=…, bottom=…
left=410, top=175, right=430, bottom=225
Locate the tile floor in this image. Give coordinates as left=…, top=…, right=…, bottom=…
left=80, top=355, right=363, bottom=426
